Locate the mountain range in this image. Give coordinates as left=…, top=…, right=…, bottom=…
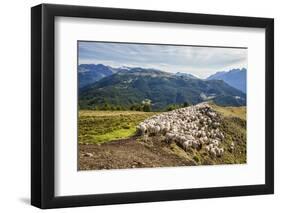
left=79, top=64, right=202, bottom=88
left=79, top=64, right=118, bottom=88
left=207, top=68, right=246, bottom=93
left=79, top=65, right=246, bottom=110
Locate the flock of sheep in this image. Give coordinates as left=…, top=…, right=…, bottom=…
left=137, top=103, right=226, bottom=158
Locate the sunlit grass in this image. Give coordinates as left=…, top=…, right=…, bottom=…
left=79, top=110, right=158, bottom=144
left=199, top=103, right=247, bottom=165
left=211, top=104, right=246, bottom=120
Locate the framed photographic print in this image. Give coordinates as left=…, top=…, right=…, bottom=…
left=31, top=4, right=274, bottom=209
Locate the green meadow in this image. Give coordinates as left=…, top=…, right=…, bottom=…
left=78, top=110, right=157, bottom=144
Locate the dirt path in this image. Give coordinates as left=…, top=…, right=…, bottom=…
left=79, top=137, right=193, bottom=170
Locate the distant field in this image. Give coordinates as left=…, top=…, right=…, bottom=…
left=79, top=110, right=158, bottom=144
left=211, top=104, right=246, bottom=120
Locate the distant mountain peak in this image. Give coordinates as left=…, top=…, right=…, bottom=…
left=174, top=72, right=199, bottom=79
left=207, top=68, right=246, bottom=93
left=116, top=67, right=172, bottom=78
left=119, top=66, right=132, bottom=70
left=228, top=68, right=246, bottom=73
left=79, top=63, right=173, bottom=88
left=78, top=64, right=117, bottom=88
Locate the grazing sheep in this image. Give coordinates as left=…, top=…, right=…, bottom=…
left=199, top=138, right=205, bottom=145
left=186, top=135, right=195, bottom=140
left=205, top=145, right=210, bottom=152
left=176, top=136, right=186, bottom=145
left=137, top=103, right=225, bottom=158
left=213, top=122, right=220, bottom=128
left=154, top=125, right=161, bottom=134
left=165, top=133, right=175, bottom=143
left=216, top=147, right=224, bottom=157
left=182, top=141, right=192, bottom=151
left=202, top=136, right=208, bottom=143
left=143, top=134, right=148, bottom=142
left=219, top=132, right=225, bottom=140
left=230, top=142, right=235, bottom=152
left=192, top=141, right=199, bottom=149
left=210, top=148, right=217, bottom=157
left=201, top=131, right=206, bottom=137
left=212, top=139, right=220, bottom=146
left=137, top=124, right=147, bottom=135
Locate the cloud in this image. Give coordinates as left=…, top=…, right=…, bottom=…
left=78, top=41, right=247, bottom=78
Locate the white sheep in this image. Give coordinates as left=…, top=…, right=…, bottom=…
left=137, top=103, right=225, bottom=158
left=202, top=136, right=208, bottom=142
left=154, top=125, right=161, bottom=134
left=204, top=145, right=210, bottom=152
left=215, top=147, right=224, bottom=157
left=182, top=141, right=192, bottom=151
left=192, top=141, right=199, bottom=149
left=210, top=148, right=217, bottom=157
left=138, top=124, right=147, bottom=135
left=219, top=132, right=225, bottom=140
left=165, top=133, right=175, bottom=143
left=186, top=135, right=195, bottom=140
left=212, top=139, right=220, bottom=146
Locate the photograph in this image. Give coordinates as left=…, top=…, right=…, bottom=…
left=78, top=41, right=247, bottom=170
left=29, top=2, right=274, bottom=209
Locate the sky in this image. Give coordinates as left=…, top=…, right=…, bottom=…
left=78, top=41, right=247, bottom=78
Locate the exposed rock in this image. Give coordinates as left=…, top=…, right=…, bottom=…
left=83, top=152, right=94, bottom=157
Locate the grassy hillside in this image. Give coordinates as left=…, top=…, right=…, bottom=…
left=212, top=105, right=246, bottom=164
left=169, top=104, right=247, bottom=165
left=79, top=110, right=158, bottom=144
left=79, top=104, right=246, bottom=167
left=211, top=104, right=246, bottom=120
left=79, top=70, right=246, bottom=110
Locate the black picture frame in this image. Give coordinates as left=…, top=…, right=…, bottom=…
left=31, top=3, right=274, bottom=209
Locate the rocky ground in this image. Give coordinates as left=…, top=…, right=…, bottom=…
left=79, top=136, right=193, bottom=170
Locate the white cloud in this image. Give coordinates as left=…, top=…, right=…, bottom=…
left=78, top=41, right=247, bottom=78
